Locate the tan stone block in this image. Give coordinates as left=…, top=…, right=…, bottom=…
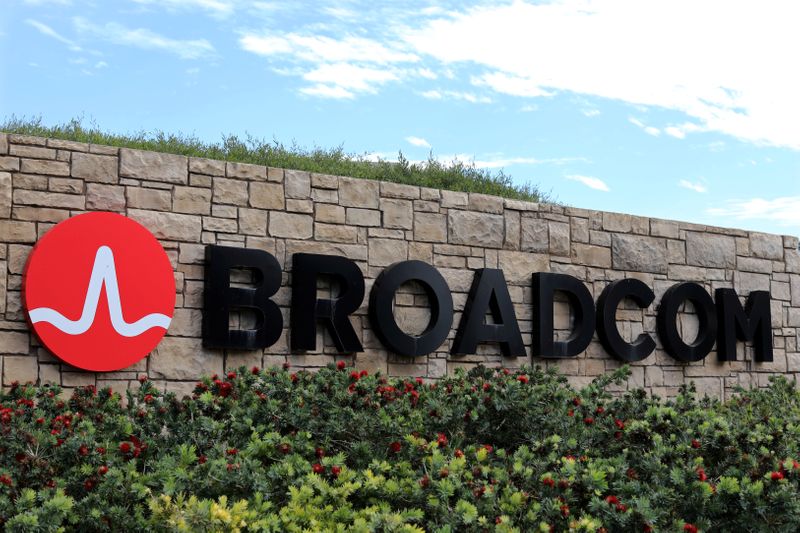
left=20, top=159, right=70, bottom=176
left=126, top=187, right=171, bottom=211
left=213, top=177, right=248, bottom=205
left=8, top=245, right=30, bottom=274
left=311, top=173, right=339, bottom=189
left=285, top=169, right=311, bottom=199
left=339, top=177, right=379, bottom=208
left=0, top=221, right=37, bottom=243
left=47, top=138, right=87, bottom=151
left=71, top=152, right=118, bottom=183
left=686, top=232, right=735, bottom=268
left=13, top=190, right=85, bottom=209
left=0, top=261, right=6, bottom=315
left=369, top=238, right=408, bottom=266
left=0, top=133, right=6, bottom=155
left=602, top=212, right=632, bottom=232
left=381, top=181, right=419, bottom=199
left=238, top=208, right=268, bottom=235
left=413, top=212, right=446, bottom=242
left=173, top=186, right=211, bottom=214
left=10, top=144, right=56, bottom=159
left=573, top=244, right=611, bottom=268
left=315, top=223, right=358, bottom=243
left=650, top=219, right=679, bottom=238
left=750, top=232, right=784, bottom=260
left=448, top=210, right=504, bottom=247
left=120, top=148, right=187, bottom=184
left=611, top=234, right=667, bottom=274
left=86, top=183, right=126, bottom=211
left=128, top=209, right=201, bottom=242
left=287, top=199, right=313, bottom=213
left=249, top=182, right=285, bottom=210
left=498, top=251, right=549, bottom=284
left=346, top=208, right=381, bottom=227
left=0, top=172, right=10, bottom=218
left=150, top=337, right=223, bottom=379
left=381, top=198, right=413, bottom=229
left=549, top=221, right=570, bottom=256
left=521, top=217, right=549, bottom=252
left=48, top=177, right=83, bottom=194
left=0, top=331, right=29, bottom=353
left=3, top=356, right=37, bottom=384
left=468, top=193, right=504, bottom=214
left=203, top=216, right=238, bottom=233
left=167, top=308, right=202, bottom=336
left=316, top=203, right=345, bottom=224
left=188, top=157, right=224, bottom=176
left=0, top=157, right=19, bottom=172
left=39, top=364, right=61, bottom=385
left=286, top=240, right=367, bottom=261
left=269, top=212, right=312, bottom=239
left=267, top=167, right=284, bottom=182
left=441, top=190, right=467, bottom=208
left=226, top=161, right=266, bottom=180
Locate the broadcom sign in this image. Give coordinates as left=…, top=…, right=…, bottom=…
left=23, top=212, right=772, bottom=372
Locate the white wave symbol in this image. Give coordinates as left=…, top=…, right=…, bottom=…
left=28, top=245, right=172, bottom=337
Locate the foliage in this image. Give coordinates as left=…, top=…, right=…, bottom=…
left=0, top=116, right=551, bottom=202
left=1, top=363, right=800, bottom=531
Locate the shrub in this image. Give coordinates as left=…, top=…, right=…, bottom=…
left=1, top=364, right=800, bottom=531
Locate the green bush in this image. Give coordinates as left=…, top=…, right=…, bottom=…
left=0, top=116, right=550, bottom=203
left=1, top=364, right=799, bottom=532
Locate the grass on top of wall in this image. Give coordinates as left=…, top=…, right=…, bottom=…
left=1, top=116, right=551, bottom=203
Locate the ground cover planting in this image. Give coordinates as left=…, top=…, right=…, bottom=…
left=1, top=363, right=799, bottom=532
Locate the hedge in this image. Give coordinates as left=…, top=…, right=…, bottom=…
left=2, top=363, right=800, bottom=532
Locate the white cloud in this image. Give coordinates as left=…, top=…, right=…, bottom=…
left=708, top=197, right=800, bottom=227
left=679, top=179, right=707, bottom=193
left=406, top=136, right=431, bottom=148
left=471, top=71, right=553, bottom=98
left=565, top=174, right=610, bottom=192
left=581, top=109, right=600, bottom=117
left=24, top=0, right=71, bottom=4
left=299, top=84, right=355, bottom=99
left=94, top=61, right=108, bottom=69
left=419, top=89, right=491, bottom=104
left=302, top=63, right=399, bottom=95
left=402, top=1, right=800, bottom=149
left=73, top=17, right=215, bottom=59
left=628, top=117, right=660, bottom=137
left=240, top=33, right=417, bottom=64
left=26, top=19, right=81, bottom=51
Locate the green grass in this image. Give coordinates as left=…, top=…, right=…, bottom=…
left=1, top=116, right=551, bottom=202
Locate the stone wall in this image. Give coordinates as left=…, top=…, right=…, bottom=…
left=1, top=133, right=799, bottom=399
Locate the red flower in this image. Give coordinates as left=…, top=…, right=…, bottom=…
left=349, top=371, right=360, bottom=381
left=97, top=465, right=108, bottom=476
left=596, top=406, right=605, bottom=414
left=290, top=373, right=298, bottom=383
left=605, top=495, right=619, bottom=505
left=227, top=371, right=236, bottom=380
left=419, top=475, right=430, bottom=488
left=78, top=445, right=89, bottom=456
left=331, top=465, right=341, bottom=477
left=36, top=417, right=44, bottom=425
left=683, top=524, right=698, bottom=533
left=96, top=447, right=106, bottom=455
left=615, top=504, right=627, bottom=513
left=226, top=463, right=238, bottom=471
left=279, top=443, right=291, bottom=454
left=558, top=479, right=569, bottom=489
left=567, top=409, right=574, bottom=417
left=572, top=397, right=582, bottom=406
left=643, top=525, right=654, bottom=533
left=691, top=439, right=701, bottom=449
left=138, top=375, right=147, bottom=384
left=0, top=475, right=12, bottom=486
left=771, top=471, right=785, bottom=481
left=359, top=370, right=368, bottom=377
left=415, top=377, right=424, bottom=385
left=282, top=362, right=291, bottom=370
left=315, top=447, right=326, bottom=458
left=483, top=444, right=494, bottom=454
left=312, top=463, right=325, bottom=475
left=218, top=382, right=233, bottom=397
left=389, top=441, right=402, bottom=453
left=542, top=477, right=555, bottom=488
left=584, top=417, right=594, bottom=425
left=437, top=433, right=448, bottom=446
left=227, top=448, right=238, bottom=456
left=614, top=431, right=623, bottom=440
left=84, top=479, right=94, bottom=491
left=119, top=442, right=132, bottom=454
left=251, top=366, right=260, bottom=375
left=517, top=375, right=529, bottom=384
left=614, top=419, right=625, bottom=430
left=198, top=455, right=207, bottom=464
left=560, top=504, right=569, bottom=518
left=697, top=467, right=707, bottom=481
left=336, top=361, right=346, bottom=370
left=144, top=394, right=154, bottom=403
left=455, top=449, right=464, bottom=458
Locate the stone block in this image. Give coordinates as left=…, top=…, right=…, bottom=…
left=238, top=208, right=268, bottom=235
left=269, top=212, right=313, bottom=239
left=227, top=161, right=266, bottom=180
left=126, top=187, right=172, bottom=211
left=0, top=157, right=19, bottom=172
left=448, top=210, right=504, bottom=248
left=0, top=172, right=10, bottom=218
left=286, top=199, right=313, bottom=213
left=286, top=240, right=367, bottom=262
left=573, top=244, right=611, bottom=268
left=549, top=221, right=570, bottom=256
left=128, top=209, right=201, bottom=242
left=521, top=217, right=549, bottom=252
left=468, top=193, right=503, bottom=213
left=414, top=212, right=446, bottom=242
left=72, top=152, right=118, bottom=183
left=249, top=182, right=285, bottom=210
left=0, top=331, right=29, bottom=353
left=381, top=198, right=413, bottom=229
left=0, top=221, right=37, bottom=243
left=213, top=177, right=248, bottom=206
left=0, top=133, right=6, bottom=154
left=750, top=232, right=784, bottom=260
left=369, top=238, right=408, bottom=266
left=498, top=251, right=549, bottom=284
left=10, top=144, right=56, bottom=159
left=316, top=204, right=345, bottom=224
left=285, top=169, right=311, bottom=199
left=315, top=223, right=358, bottom=243
left=48, top=177, right=83, bottom=193
left=311, top=173, right=339, bottom=189
left=381, top=181, right=419, bottom=199
left=86, top=183, right=126, bottom=211
left=120, top=148, right=187, bottom=184
left=603, top=212, right=632, bottom=232
left=150, top=337, right=223, bottom=379
left=189, top=157, right=225, bottom=176
left=339, top=177, right=379, bottom=208
left=611, top=234, right=667, bottom=274
left=504, top=211, right=521, bottom=249
left=173, top=186, right=211, bottom=214
left=441, top=190, right=467, bottom=208
left=346, top=208, right=381, bottom=227
left=686, top=232, right=735, bottom=268
left=203, top=216, right=237, bottom=233
left=650, top=219, right=679, bottom=238
left=3, top=356, right=37, bottom=384
left=14, top=190, right=85, bottom=210
left=20, top=159, right=70, bottom=176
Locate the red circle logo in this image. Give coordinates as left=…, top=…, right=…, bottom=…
left=23, top=212, right=175, bottom=371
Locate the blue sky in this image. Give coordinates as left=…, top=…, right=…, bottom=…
left=2, top=0, right=799, bottom=238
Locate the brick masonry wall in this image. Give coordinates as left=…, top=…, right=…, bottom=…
left=1, top=133, right=799, bottom=400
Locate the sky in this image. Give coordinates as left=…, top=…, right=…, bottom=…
left=2, top=0, right=799, bottom=238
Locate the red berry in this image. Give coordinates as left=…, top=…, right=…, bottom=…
left=389, top=441, right=402, bottom=453
left=336, top=361, right=346, bottom=370
left=771, top=471, right=785, bottom=481
left=312, top=463, right=325, bottom=475
left=691, top=439, right=701, bottom=449
left=97, top=465, right=108, bottom=475
left=331, top=465, right=341, bottom=477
